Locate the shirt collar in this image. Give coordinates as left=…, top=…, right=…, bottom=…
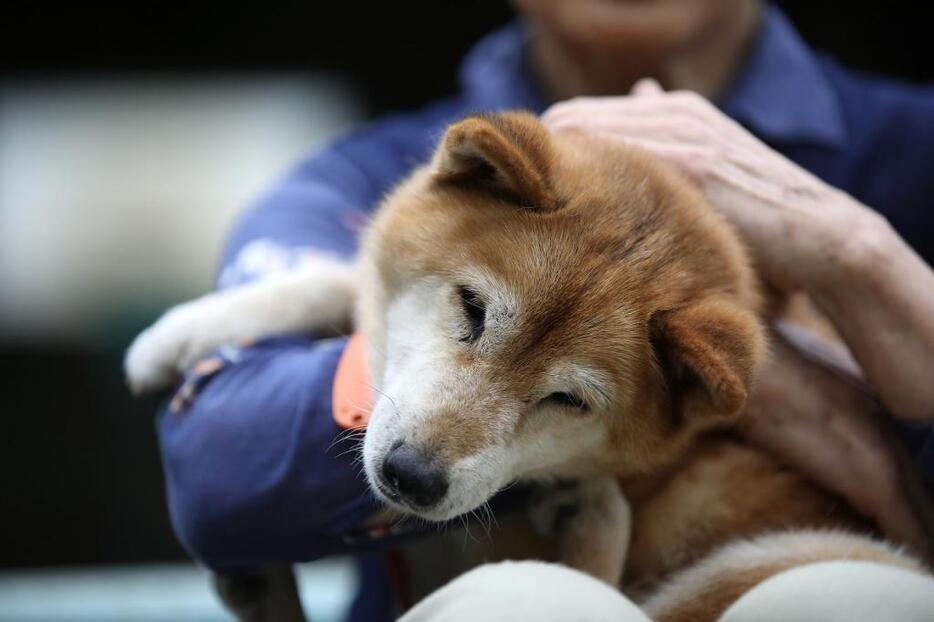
left=459, top=5, right=846, bottom=149
left=458, top=20, right=548, bottom=114
left=720, top=5, right=847, bottom=149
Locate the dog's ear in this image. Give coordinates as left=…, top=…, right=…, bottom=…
left=651, top=297, right=766, bottom=425
left=434, top=112, right=557, bottom=209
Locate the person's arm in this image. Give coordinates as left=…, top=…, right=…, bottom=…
left=543, top=80, right=934, bottom=422
left=809, top=213, right=934, bottom=421
left=157, top=104, right=459, bottom=570
left=157, top=141, right=379, bottom=570
left=158, top=336, right=381, bottom=570
left=737, top=328, right=934, bottom=558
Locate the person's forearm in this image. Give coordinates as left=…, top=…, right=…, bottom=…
left=810, top=209, right=934, bottom=421
left=739, top=332, right=932, bottom=557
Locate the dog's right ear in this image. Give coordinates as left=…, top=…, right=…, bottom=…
left=433, top=112, right=557, bottom=209
left=650, top=296, right=766, bottom=426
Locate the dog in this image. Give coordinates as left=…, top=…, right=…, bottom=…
left=126, top=112, right=929, bottom=620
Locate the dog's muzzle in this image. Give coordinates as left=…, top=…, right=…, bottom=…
left=379, top=441, right=449, bottom=508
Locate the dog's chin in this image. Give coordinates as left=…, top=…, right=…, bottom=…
left=367, top=477, right=497, bottom=523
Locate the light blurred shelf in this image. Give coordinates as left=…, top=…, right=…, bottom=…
left=0, top=558, right=358, bottom=622
left=0, top=76, right=363, bottom=341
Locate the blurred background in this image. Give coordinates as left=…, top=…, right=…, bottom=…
left=1, top=1, right=932, bottom=619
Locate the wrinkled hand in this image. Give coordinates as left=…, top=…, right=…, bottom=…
left=738, top=325, right=934, bottom=560
left=542, top=79, right=880, bottom=292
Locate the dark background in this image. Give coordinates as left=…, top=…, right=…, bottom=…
left=3, top=1, right=933, bottom=114
left=3, top=0, right=932, bottom=570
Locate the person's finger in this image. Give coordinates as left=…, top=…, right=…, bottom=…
left=548, top=112, right=732, bottom=151
left=596, top=135, right=715, bottom=172
left=545, top=90, right=736, bottom=129
left=541, top=95, right=667, bottom=128
left=541, top=96, right=611, bottom=125
left=544, top=95, right=666, bottom=125
left=631, top=77, right=664, bottom=96
left=545, top=98, right=741, bottom=149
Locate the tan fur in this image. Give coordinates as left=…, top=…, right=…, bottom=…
left=622, top=434, right=869, bottom=589
left=641, top=530, right=926, bottom=622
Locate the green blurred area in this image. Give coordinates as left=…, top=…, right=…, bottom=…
left=2, top=309, right=183, bottom=568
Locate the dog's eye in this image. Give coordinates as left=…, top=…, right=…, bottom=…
left=458, top=286, right=486, bottom=343
left=542, top=392, right=589, bottom=412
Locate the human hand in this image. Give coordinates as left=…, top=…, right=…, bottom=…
left=545, top=80, right=934, bottom=421
left=542, top=79, right=884, bottom=292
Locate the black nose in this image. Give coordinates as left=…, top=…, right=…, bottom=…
left=381, top=443, right=449, bottom=508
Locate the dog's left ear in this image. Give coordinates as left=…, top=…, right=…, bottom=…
left=651, top=296, right=766, bottom=424
left=434, top=112, right=557, bottom=209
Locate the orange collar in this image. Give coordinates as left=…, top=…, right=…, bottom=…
left=332, top=333, right=373, bottom=429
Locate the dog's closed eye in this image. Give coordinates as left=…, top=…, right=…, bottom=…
left=541, top=391, right=590, bottom=412
left=458, top=286, right=486, bottom=343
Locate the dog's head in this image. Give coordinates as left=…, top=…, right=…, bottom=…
left=357, top=112, right=765, bottom=520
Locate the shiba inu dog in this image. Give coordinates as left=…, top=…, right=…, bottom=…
left=126, top=112, right=927, bottom=620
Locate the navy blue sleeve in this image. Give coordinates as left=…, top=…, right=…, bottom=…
left=158, top=337, right=384, bottom=570
left=216, top=101, right=462, bottom=288
left=156, top=99, right=466, bottom=570
left=814, top=60, right=934, bottom=265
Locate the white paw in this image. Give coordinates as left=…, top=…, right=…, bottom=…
left=528, top=481, right=587, bottom=538
left=124, top=305, right=204, bottom=395
left=529, top=479, right=631, bottom=585
left=124, top=261, right=358, bottom=395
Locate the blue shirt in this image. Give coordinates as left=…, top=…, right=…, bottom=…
left=156, top=4, right=934, bottom=608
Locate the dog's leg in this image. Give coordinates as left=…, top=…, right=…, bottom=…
left=214, top=565, right=306, bottom=622
left=530, top=477, right=631, bottom=586
left=125, top=260, right=356, bottom=394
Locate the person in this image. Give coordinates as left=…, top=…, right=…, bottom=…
left=154, top=1, right=934, bottom=619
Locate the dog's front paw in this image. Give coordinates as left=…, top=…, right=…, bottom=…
left=528, top=480, right=588, bottom=539
left=529, top=478, right=631, bottom=586
left=124, top=305, right=206, bottom=395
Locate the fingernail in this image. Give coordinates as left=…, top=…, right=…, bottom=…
left=632, top=78, right=663, bottom=96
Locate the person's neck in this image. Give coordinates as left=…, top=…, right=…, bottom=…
left=528, top=1, right=761, bottom=102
